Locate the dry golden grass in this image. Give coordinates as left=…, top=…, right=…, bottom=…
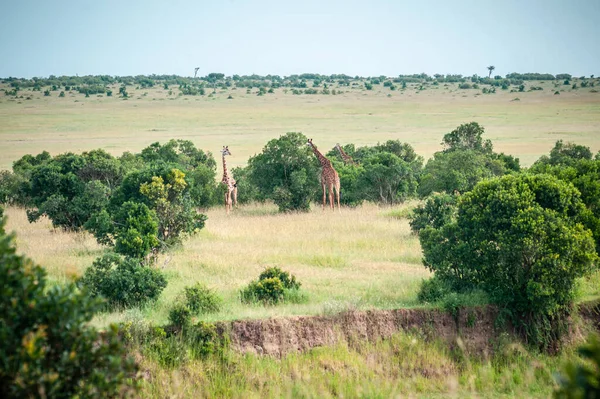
left=4, top=202, right=429, bottom=325
left=2, top=79, right=600, bottom=326
left=1, top=81, right=599, bottom=172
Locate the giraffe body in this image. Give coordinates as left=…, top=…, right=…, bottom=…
left=308, top=139, right=340, bottom=211
left=220, top=146, right=237, bottom=214
left=335, top=143, right=356, bottom=165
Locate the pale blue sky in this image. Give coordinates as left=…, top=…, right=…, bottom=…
left=1, top=0, right=598, bottom=78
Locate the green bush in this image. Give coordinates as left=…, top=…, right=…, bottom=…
left=241, top=268, right=305, bottom=305
left=554, top=334, right=600, bottom=398
left=246, top=132, right=319, bottom=212
left=145, top=327, right=188, bottom=369
left=187, top=321, right=221, bottom=359
left=184, top=283, right=222, bottom=314
left=419, top=174, right=598, bottom=348
left=80, top=252, right=167, bottom=309
left=417, top=275, right=451, bottom=303
left=0, top=218, right=138, bottom=398
left=168, top=302, right=193, bottom=330
left=409, top=193, right=457, bottom=234
left=258, top=267, right=301, bottom=290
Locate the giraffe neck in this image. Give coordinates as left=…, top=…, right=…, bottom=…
left=222, top=154, right=230, bottom=182
left=311, top=145, right=331, bottom=168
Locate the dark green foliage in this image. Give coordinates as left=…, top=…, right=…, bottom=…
left=0, top=170, right=28, bottom=205
left=419, top=174, right=597, bottom=348
left=86, top=201, right=159, bottom=258
left=0, top=219, right=138, bottom=398
left=168, top=302, right=193, bottom=330
left=358, top=152, right=419, bottom=204
left=418, top=150, right=508, bottom=197
left=241, top=278, right=285, bottom=304
left=144, top=327, right=187, bottom=368
left=534, top=140, right=593, bottom=167
left=240, top=267, right=305, bottom=305
left=441, top=122, right=492, bottom=153
left=231, top=166, right=261, bottom=204
left=184, top=283, right=222, bottom=314
left=19, top=150, right=124, bottom=230
left=259, top=267, right=301, bottom=290
left=554, top=334, right=600, bottom=398
left=417, top=275, right=451, bottom=304
left=409, top=193, right=457, bottom=234
left=530, top=144, right=600, bottom=254
left=246, top=132, right=319, bottom=212
left=79, top=252, right=167, bottom=309
left=419, top=122, right=517, bottom=197
left=326, top=140, right=423, bottom=206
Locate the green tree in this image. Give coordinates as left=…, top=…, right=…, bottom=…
left=80, top=252, right=167, bottom=309
left=0, top=218, right=138, bottom=397
left=487, top=65, right=495, bottom=78
left=441, top=122, right=492, bottom=153
left=246, top=132, right=319, bottom=212
left=418, top=150, right=507, bottom=197
left=530, top=148, right=600, bottom=254
left=409, top=192, right=457, bottom=234
left=86, top=201, right=159, bottom=258
left=420, top=174, right=597, bottom=348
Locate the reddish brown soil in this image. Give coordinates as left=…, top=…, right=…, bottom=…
left=216, top=301, right=600, bottom=357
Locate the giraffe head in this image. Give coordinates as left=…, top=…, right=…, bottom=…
left=307, top=138, right=315, bottom=148
left=221, top=146, right=232, bottom=156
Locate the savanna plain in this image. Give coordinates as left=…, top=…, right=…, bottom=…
left=2, top=79, right=600, bottom=398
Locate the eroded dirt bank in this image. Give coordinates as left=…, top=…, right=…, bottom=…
left=216, top=301, right=600, bottom=357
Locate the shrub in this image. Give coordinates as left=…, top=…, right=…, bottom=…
left=246, top=132, right=319, bottom=212
left=554, top=334, right=600, bottom=398
left=187, top=321, right=221, bottom=359
left=419, top=174, right=598, bottom=348
left=417, top=275, right=451, bottom=303
left=0, top=218, right=138, bottom=398
left=240, top=267, right=305, bottom=305
left=145, top=327, right=188, bottom=369
left=168, top=302, right=193, bottom=330
left=409, top=192, right=457, bottom=234
left=80, top=252, right=167, bottom=309
left=184, top=283, right=222, bottom=314
left=259, top=267, right=301, bottom=290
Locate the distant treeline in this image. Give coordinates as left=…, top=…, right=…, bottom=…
left=1, top=72, right=588, bottom=90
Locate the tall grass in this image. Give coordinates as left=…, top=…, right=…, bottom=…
left=135, top=330, right=578, bottom=398
left=4, top=202, right=429, bottom=326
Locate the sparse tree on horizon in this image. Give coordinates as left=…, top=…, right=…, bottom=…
left=194, top=67, right=200, bottom=78
left=487, top=65, right=495, bottom=78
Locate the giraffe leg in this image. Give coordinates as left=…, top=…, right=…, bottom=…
left=328, top=183, right=334, bottom=210
left=322, top=184, right=326, bottom=211
left=225, top=191, right=231, bottom=215
left=335, top=183, right=341, bottom=212
left=233, top=186, right=238, bottom=208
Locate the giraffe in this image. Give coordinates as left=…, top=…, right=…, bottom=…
left=220, top=146, right=237, bottom=214
left=335, top=143, right=356, bottom=165
left=307, top=138, right=340, bottom=211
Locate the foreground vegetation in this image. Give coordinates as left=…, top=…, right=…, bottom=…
left=2, top=72, right=600, bottom=397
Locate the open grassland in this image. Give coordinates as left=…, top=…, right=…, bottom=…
left=3, top=79, right=600, bottom=397
left=1, top=80, right=599, bottom=173
left=5, top=202, right=600, bottom=328
left=4, top=202, right=429, bottom=326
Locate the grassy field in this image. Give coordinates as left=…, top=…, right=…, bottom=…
left=1, top=80, right=599, bottom=173
left=2, top=78, right=600, bottom=397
